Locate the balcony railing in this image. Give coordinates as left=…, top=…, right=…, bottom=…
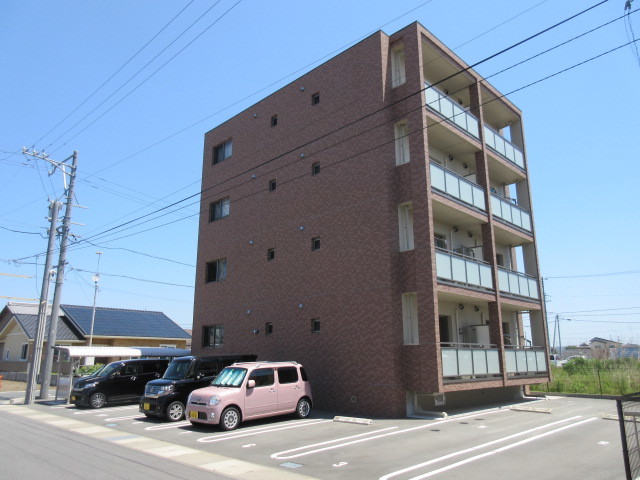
left=436, top=249, right=493, bottom=290
left=490, top=194, right=532, bottom=232
left=505, top=347, right=547, bottom=375
left=498, top=267, right=539, bottom=300
left=430, top=162, right=486, bottom=211
left=425, top=83, right=480, bottom=139
left=483, top=125, right=525, bottom=170
left=442, top=345, right=501, bottom=379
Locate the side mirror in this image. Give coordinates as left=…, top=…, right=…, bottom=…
left=247, top=379, right=256, bottom=388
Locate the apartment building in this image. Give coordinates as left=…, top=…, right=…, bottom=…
left=192, top=22, right=549, bottom=417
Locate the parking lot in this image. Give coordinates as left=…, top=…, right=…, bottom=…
left=0, top=395, right=626, bottom=479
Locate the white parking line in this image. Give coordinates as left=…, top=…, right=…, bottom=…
left=198, top=419, right=332, bottom=443
left=379, top=415, right=583, bottom=480
left=104, top=414, right=145, bottom=421
left=145, top=420, right=191, bottom=431
left=386, top=417, right=598, bottom=480
left=272, top=427, right=399, bottom=459
left=72, top=405, right=135, bottom=415
left=271, top=409, right=506, bottom=460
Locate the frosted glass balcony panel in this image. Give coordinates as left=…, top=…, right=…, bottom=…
left=483, top=125, right=525, bottom=169
left=436, top=252, right=453, bottom=280
left=487, top=350, right=501, bottom=374
left=451, top=256, right=467, bottom=283
left=425, top=83, right=479, bottom=139
left=441, top=349, right=458, bottom=376
left=430, top=163, right=486, bottom=211
left=473, top=350, right=488, bottom=374
left=458, top=349, right=474, bottom=375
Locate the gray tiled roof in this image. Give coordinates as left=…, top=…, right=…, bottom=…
left=8, top=304, right=82, bottom=341
left=60, top=305, right=190, bottom=339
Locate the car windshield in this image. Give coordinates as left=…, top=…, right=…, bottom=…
left=212, top=367, right=247, bottom=387
left=87, top=365, right=105, bottom=377
left=163, top=359, right=193, bottom=380
left=94, top=362, right=121, bottom=377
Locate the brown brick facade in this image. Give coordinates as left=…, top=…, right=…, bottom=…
left=193, top=23, right=548, bottom=417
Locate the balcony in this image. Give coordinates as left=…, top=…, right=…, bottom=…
left=490, top=193, right=532, bottom=232
left=498, top=267, right=539, bottom=300
left=430, top=162, right=486, bottom=211
left=425, top=83, right=480, bottom=139
left=505, top=346, right=547, bottom=376
left=483, top=125, right=525, bottom=170
left=441, top=344, right=501, bottom=380
left=436, top=249, right=493, bottom=290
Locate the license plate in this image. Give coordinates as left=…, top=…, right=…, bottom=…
left=143, top=403, right=151, bottom=410
left=189, top=410, right=198, bottom=419
left=71, top=396, right=76, bottom=401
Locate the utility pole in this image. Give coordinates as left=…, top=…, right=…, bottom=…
left=40, top=151, right=78, bottom=399
left=25, top=201, right=60, bottom=405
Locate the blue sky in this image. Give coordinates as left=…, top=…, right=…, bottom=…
left=1, top=0, right=639, bottom=346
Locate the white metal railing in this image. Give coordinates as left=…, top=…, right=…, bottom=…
left=441, top=346, right=501, bottom=377
left=490, top=194, right=532, bottom=232
left=505, top=347, right=547, bottom=375
left=430, top=162, right=486, bottom=211
left=498, top=267, right=539, bottom=299
left=436, top=249, right=493, bottom=290
left=483, top=125, right=525, bottom=169
left=425, top=83, right=480, bottom=139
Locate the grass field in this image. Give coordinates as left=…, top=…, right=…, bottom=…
left=531, top=357, right=640, bottom=395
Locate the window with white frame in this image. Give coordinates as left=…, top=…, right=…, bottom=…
left=402, top=293, right=419, bottom=345
left=209, top=197, right=230, bottom=222
left=20, top=343, right=28, bottom=360
left=398, top=203, right=414, bottom=252
left=394, top=121, right=410, bottom=166
left=391, top=46, right=406, bottom=87
left=213, top=139, right=233, bottom=165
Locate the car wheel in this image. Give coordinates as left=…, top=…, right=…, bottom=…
left=89, top=392, right=107, bottom=409
left=296, top=398, right=311, bottom=418
left=220, top=407, right=240, bottom=431
left=166, top=401, right=185, bottom=422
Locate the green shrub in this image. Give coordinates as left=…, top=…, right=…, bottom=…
left=75, top=364, right=104, bottom=376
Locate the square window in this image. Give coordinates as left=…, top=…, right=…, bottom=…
left=311, top=237, right=320, bottom=251
left=267, top=248, right=275, bottom=261
left=213, top=139, right=233, bottom=165
left=206, top=258, right=227, bottom=283
left=271, top=115, right=278, bottom=127
left=311, top=162, right=320, bottom=175
left=265, top=322, right=273, bottom=335
left=203, top=325, right=224, bottom=347
left=269, top=179, right=277, bottom=191
left=209, top=197, right=230, bottom=222
left=311, top=319, right=320, bottom=333
left=311, top=93, right=320, bottom=105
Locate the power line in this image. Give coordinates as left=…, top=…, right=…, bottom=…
left=70, top=267, right=193, bottom=288
left=48, top=0, right=242, bottom=153
left=545, top=269, right=640, bottom=279
left=553, top=306, right=640, bottom=314
left=33, top=1, right=197, bottom=146
left=5, top=1, right=614, bottom=261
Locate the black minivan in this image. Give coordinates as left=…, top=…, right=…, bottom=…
left=71, top=358, right=169, bottom=408
left=140, top=355, right=255, bottom=421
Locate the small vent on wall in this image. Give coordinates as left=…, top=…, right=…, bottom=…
left=433, top=393, right=446, bottom=406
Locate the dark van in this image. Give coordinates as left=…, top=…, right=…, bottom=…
left=139, top=355, right=256, bottom=421
left=71, top=358, right=169, bottom=409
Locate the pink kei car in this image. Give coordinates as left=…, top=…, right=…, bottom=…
left=185, top=361, right=312, bottom=430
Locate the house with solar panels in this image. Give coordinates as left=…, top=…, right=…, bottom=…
left=0, top=302, right=190, bottom=374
